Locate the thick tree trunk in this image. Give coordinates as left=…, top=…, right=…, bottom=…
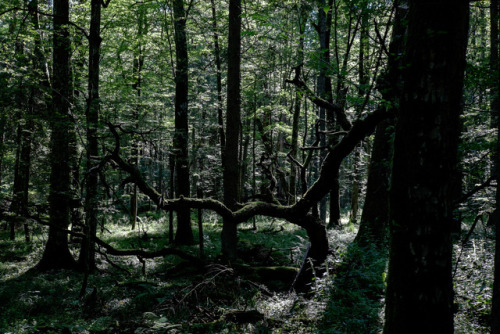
left=222, top=0, right=242, bottom=258
left=79, top=0, right=102, bottom=273
left=355, top=119, right=392, bottom=246
left=37, top=0, right=77, bottom=271
left=383, top=1, right=469, bottom=333
left=172, top=0, right=193, bottom=245
left=490, top=0, right=500, bottom=332
left=355, top=0, right=407, bottom=247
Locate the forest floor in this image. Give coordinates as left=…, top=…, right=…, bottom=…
left=0, top=212, right=494, bottom=333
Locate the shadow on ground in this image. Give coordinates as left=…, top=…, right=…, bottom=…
left=320, top=242, right=388, bottom=334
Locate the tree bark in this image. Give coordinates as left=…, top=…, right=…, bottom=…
left=315, top=0, right=334, bottom=224
left=355, top=119, right=392, bottom=245
left=222, top=0, right=242, bottom=258
left=211, top=0, right=225, bottom=153
left=355, top=0, right=408, bottom=247
left=383, top=1, right=469, bottom=333
left=289, top=9, right=306, bottom=204
left=79, top=0, right=102, bottom=273
left=290, top=47, right=304, bottom=204
left=490, top=0, right=500, bottom=332
left=0, top=113, right=5, bottom=188
left=37, top=0, right=77, bottom=271
left=349, top=3, right=369, bottom=226
left=10, top=14, right=29, bottom=241
left=172, top=0, right=193, bottom=244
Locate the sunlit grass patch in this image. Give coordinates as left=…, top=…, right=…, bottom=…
left=453, top=219, right=494, bottom=334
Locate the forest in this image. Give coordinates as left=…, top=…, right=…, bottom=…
left=0, top=0, right=498, bottom=333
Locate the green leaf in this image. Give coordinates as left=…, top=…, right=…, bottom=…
left=323, top=5, right=330, bottom=14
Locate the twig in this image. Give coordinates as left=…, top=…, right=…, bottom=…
left=179, top=265, right=233, bottom=304
left=456, top=176, right=494, bottom=204
left=96, top=248, right=131, bottom=275
left=300, top=145, right=330, bottom=151
left=290, top=243, right=311, bottom=292
left=453, top=214, right=483, bottom=278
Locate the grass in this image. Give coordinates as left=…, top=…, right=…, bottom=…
left=0, top=212, right=496, bottom=333
left=320, top=242, right=387, bottom=334
left=0, top=213, right=318, bottom=333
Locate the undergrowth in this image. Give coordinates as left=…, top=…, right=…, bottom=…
left=0, top=213, right=496, bottom=333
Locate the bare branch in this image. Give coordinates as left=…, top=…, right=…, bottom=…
left=286, top=67, right=352, bottom=131
left=456, top=176, right=495, bottom=204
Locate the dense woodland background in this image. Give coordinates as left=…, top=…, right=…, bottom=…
left=0, top=0, right=499, bottom=333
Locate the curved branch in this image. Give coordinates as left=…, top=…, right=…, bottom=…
left=295, top=107, right=391, bottom=215
left=106, top=106, right=389, bottom=223
left=104, top=107, right=389, bottom=265
left=286, top=66, right=352, bottom=131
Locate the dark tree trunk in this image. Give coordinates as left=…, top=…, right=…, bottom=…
left=79, top=0, right=102, bottom=273
left=355, top=119, right=392, bottom=246
left=10, top=18, right=29, bottom=241
left=290, top=14, right=305, bottom=204
left=355, top=0, right=408, bottom=247
left=168, top=153, right=175, bottom=243
left=37, top=0, right=77, bottom=271
left=222, top=0, right=241, bottom=259
left=490, top=0, right=500, bottom=332
left=349, top=3, right=369, bottom=226
left=130, top=5, right=146, bottom=231
left=10, top=114, right=33, bottom=241
left=383, top=1, right=469, bottom=333
left=172, top=0, right=193, bottom=245
left=316, top=0, right=334, bottom=224
left=211, top=0, right=225, bottom=153
left=0, top=113, right=5, bottom=188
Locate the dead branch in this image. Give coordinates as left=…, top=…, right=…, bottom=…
left=93, top=236, right=203, bottom=265
left=96, top=248, right=131, bottom=275
left=456, top=176, right=495, bottom=205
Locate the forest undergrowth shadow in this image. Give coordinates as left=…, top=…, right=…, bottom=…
left=320, top=240, right=387, bottom=334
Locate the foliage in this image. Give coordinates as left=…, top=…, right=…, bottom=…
left=321, top=242, right=387, bottom=333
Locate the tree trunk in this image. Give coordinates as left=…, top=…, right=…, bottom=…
left=490, top=0, right=500, bottom=332
left=315, top=0, right=334, bottom=224
left=211, top=0, right=225, bottom=154
left=168, top=154, right=175, bottom=243
left=383, top=1, right=469, bottom=333
left=79, top=0, right=102, bottom=273
left=356, top=119, right=392, bottom=246
left=222, top=0, right=242, bottom=259
left=349, top=3, right=369, bottom=226
left=37, top=0, right=78, bottom=271
left=0, top=113, right=5, bottom=188
left=355, top=0, right=408, bottom=247
left=172, top=0, right=193, bottom=245
left=130, top=5, right=147, bottom=231
left=10, top=17, right=29, bottom=241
